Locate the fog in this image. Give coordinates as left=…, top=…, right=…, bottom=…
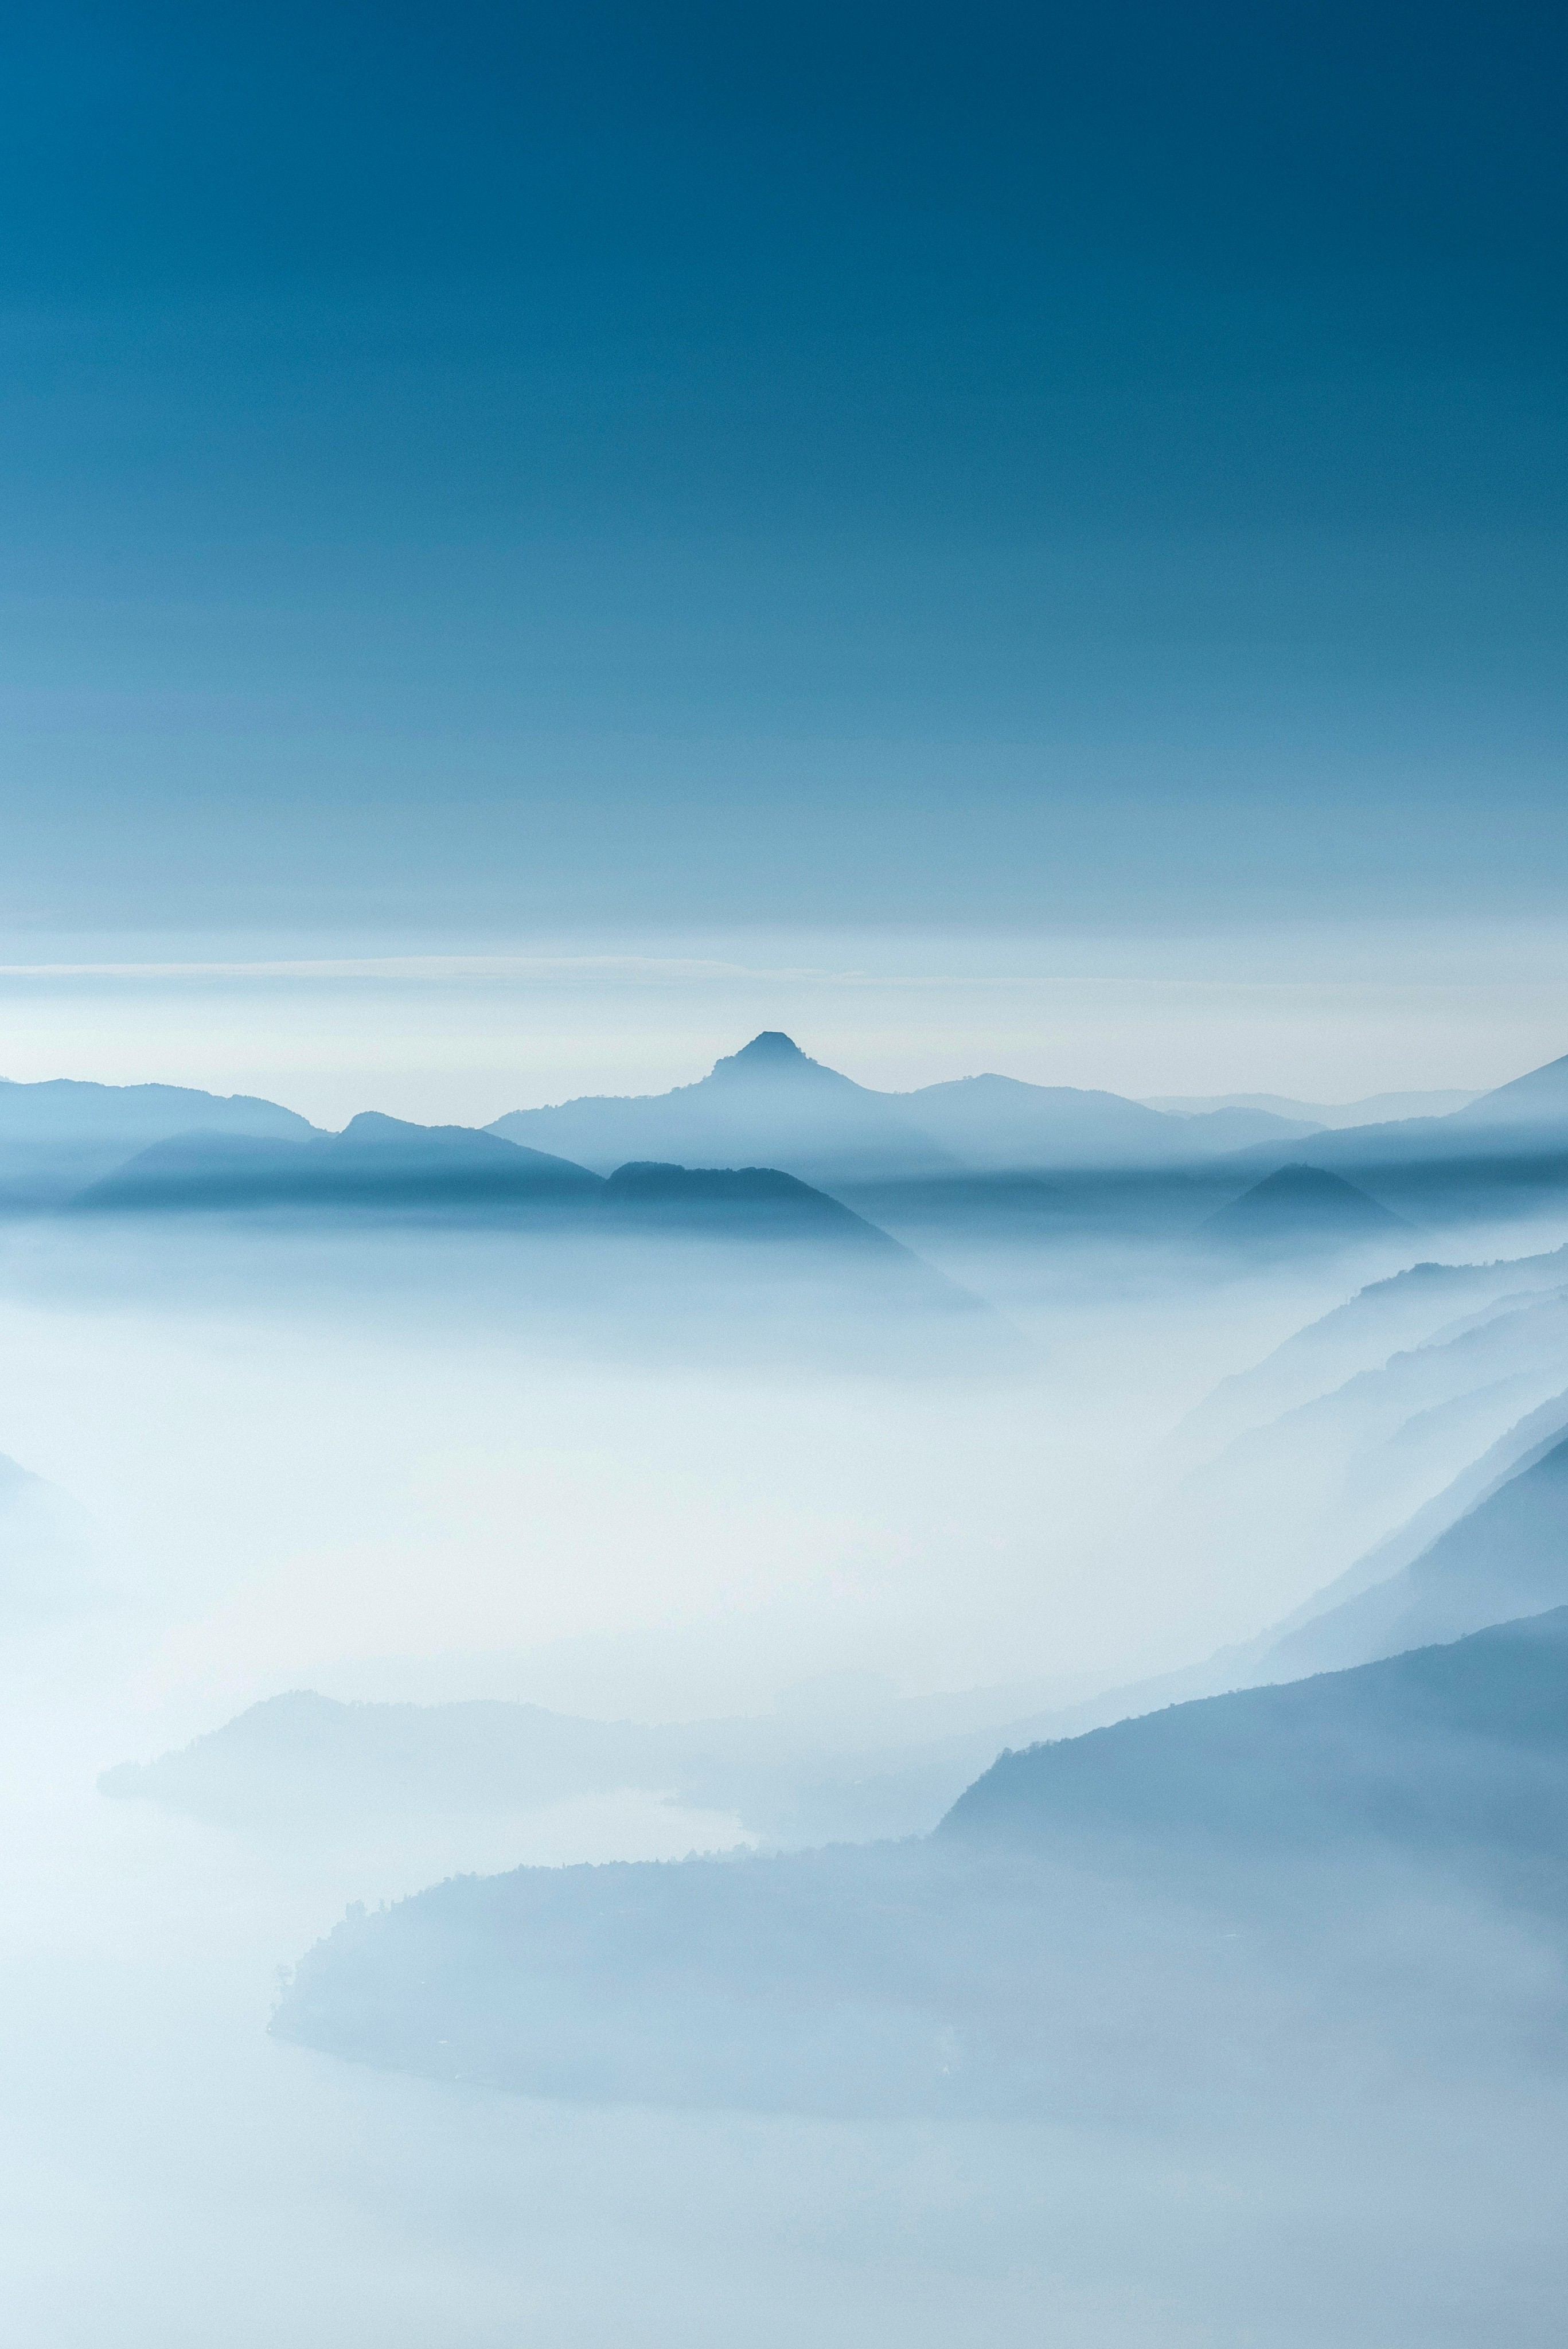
left=3, top=1113, right=1568, bottom=2343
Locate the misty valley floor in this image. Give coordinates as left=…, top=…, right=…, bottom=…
left=5, top=1166, right=1568, bottom=2342
left=5, top=1729, right=1567, bottom=2349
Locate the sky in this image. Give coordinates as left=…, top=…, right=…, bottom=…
left=0, top=2, right=1565, bottom=1098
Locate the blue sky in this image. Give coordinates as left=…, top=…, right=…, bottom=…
left=1, top=2, right=1564, bottom=957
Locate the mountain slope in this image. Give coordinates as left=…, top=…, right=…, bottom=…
left=1254, top=1433, right=1568, bottom=1679
left=943, top=1606, right=1568, bottom=1867
left=1451, top=1050, right=1568, bottom=1131
left=1179, top=1244, right=1568, bottom=1458
left=0, top=1076, right=317, bottom=1206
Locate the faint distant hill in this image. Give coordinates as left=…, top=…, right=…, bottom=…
left=0, top=1076, right=315, bottom=1207
left=270, top=1608, right=1568, bottom=2117
left=1146, top=1087, right=1478, bottom=1127
left=112, top=1384, right=1568, bottom=1860
left=1203, top=1164, right=1409, bottom=1250
left=100, top=1681, right=996, bottom=1848
left=488, top=1031, right=1316, bottom=1187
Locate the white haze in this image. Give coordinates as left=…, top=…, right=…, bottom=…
left=2, top=1172, right=1567, bottom=2343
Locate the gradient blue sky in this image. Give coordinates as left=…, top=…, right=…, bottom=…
left=1, top=0, right=1563, bottom=957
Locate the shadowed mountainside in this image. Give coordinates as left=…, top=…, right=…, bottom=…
left=270, top=1610, right=1568, bottom=2118
left=1203, top=1163, right=1410, bottom=1251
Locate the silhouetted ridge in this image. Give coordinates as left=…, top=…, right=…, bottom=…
left=1206, top=1162, right=1407, bottom=1247
left=941, top=1606, right=1568, bottom=1860
left=602, top=1160, right=916, bottom=1251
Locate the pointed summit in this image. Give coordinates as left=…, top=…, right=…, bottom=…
left=742, top=1031, right=806, bottom=1058
left=487, top=1029, right=960, bottom=1180
left=707, top=1032, right=837, bottom=1086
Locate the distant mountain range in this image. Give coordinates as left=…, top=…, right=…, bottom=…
left=1147, top=1087, right=1480, bottom=1126
left=5, top=1037, right=1568, bottom=1213
left=486, top=1035, right=1568, bottom=1221
left=487, top=1032, right=1323, bottom=1185
left=70, top=1111, right=946, bottom=1266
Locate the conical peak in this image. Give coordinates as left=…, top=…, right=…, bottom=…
left=734, top=1032, right=808, bottom=1063
left=708, top=1032, right=824, bottom=1083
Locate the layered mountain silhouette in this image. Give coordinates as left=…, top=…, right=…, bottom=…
left=72, top=1115, right=932, bottom=1257
left=112, top=1317, right=1568, bottom=1849
left=1211, top=1047, right=1568, bottom=1225
left=1180, top=1243, right=1568, bottom=1458
left=0, top=1076, right=315, bottom=1206
left=930, top=1356, right=1568, bottom=1744
left=488, top=1032, right=1316, bottom=1187
left=489, top=1034, right=961, bottom=1187
left=15, top=1038, right=1568, bottom=1221
left=75, top=1113, right=600, bottom=1212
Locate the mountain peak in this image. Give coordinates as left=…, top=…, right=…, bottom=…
left=728, top=1032, right=809, bottom=1065
left=707, top=1032, right=837, bottom=1086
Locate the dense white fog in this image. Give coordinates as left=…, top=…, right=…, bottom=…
left=3, top=1092, right=1567, bottom=2342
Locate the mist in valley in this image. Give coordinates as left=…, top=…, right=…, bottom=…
left=1, top=1032, right=1567, bottom=2344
